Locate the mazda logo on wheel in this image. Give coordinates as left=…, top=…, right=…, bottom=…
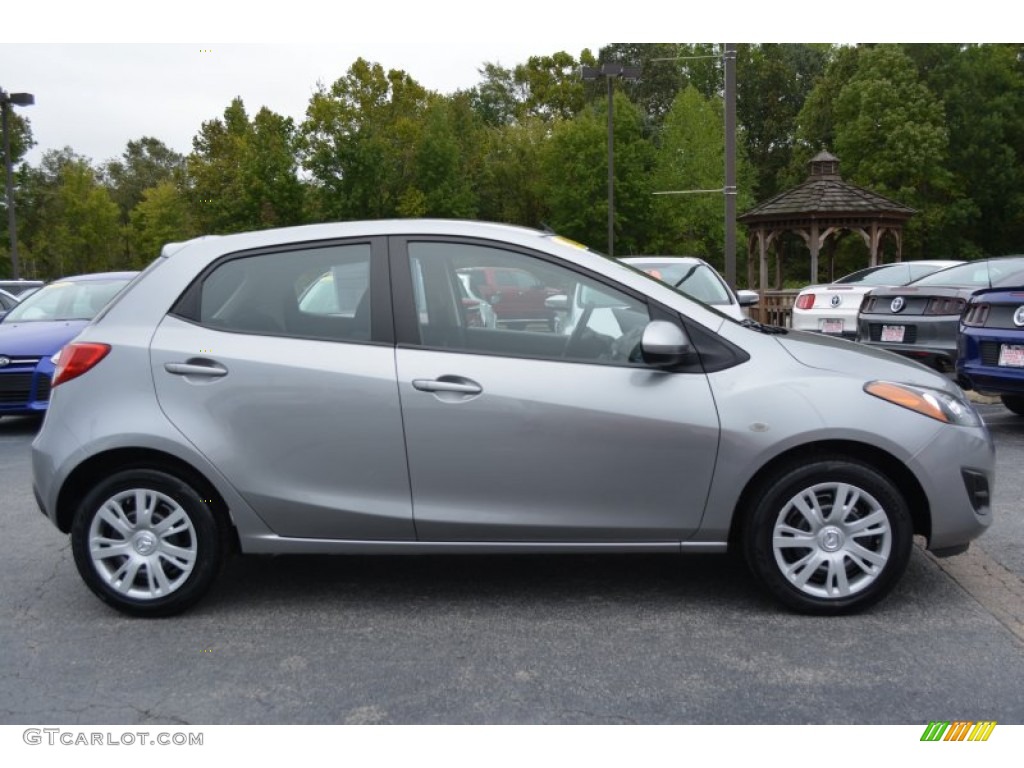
left=1014, top=306, right=1024, bottom=327
left=890, top=297, right=905, bottom=313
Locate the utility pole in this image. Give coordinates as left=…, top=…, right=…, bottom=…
left=723, top=44, right=737, bottom=289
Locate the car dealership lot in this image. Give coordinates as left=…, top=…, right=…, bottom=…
left=1, top=410, right=1021, bottom=725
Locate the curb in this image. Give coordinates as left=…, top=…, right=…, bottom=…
left=966, top=391, right=1002, bottom=405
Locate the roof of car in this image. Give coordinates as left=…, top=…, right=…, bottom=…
left=620, top=256, right=707, bottom=265
left=162, top=220, right=556, bottom=259
left=45, top=271, right=139, bottom=283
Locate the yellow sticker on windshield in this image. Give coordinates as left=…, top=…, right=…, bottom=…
left=549, top=235, right=589, bottom=251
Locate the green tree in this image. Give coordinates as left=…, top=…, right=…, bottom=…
left=403, top=94, right=482, bottom=218
left=598, top=43, right=717, bottom=124
left=541, top=92, right=655, bottom=254
left=830, top=45, right=960, bottom=258
left=476, top=117, right=551, bottom=227
left=127, top=180, right=196, bottom=266
left=103, top=137, right=185, bottom=221
left=902, top=43, right=1024, bottom=255
left=648, top=86, right=755, bottom=263
left=188, top=98, right=305, bottom=233
left=301, top=59, right=430, bottom=220
left=469, top=50, right=596, bottom=126
left=737, top=43, right=830, bottom=201
left=17, top=149, right=121, bottom=277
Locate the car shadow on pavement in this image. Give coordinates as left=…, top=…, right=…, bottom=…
left=206, top=552, right=769, bottom=615
left=0, top=415, right=44, bottom=435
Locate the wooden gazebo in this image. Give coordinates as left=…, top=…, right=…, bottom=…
left=738, top=151, right=916, bottom=289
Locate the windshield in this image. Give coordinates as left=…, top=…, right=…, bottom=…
left=910, top=258, right=1024, bottom=288
left=3, top=278, right=132, bottom=323
left=629, top=261, right=733, bottom=305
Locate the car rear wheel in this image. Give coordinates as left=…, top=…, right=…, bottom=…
left=1001, top=394, right=1024, bottom=416
left=743, top=457, right=912, bottom=615
left=71, top=469, right=225, bottom=617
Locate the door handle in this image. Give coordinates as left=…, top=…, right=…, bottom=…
left=412, top=378, right=482, bottom=395
left=164, top=361, right=229, bottom=377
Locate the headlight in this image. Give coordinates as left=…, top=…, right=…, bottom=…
left=864, top=381, right=981, bottom=427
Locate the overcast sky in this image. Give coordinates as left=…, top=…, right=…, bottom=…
left=1, top=2, right=1004, bottom=168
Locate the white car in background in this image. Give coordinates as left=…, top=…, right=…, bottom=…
left=792, top=260, right=963, bottom=338
left=621, top=256, right=758, bottom=322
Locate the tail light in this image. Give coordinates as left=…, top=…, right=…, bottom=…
left=962, top=303, right=990, bottom=327
left=925, top=297, right=966, bottom=315
left=52, top=342, right=111, bottom=387
left=795, top=294, right=815, bottom=310
left=859, top=295, right=875, bottom=313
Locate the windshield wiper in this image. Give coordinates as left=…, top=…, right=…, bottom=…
left=673, top=264, right=701, bottom=288
left=740, top=318, right=788, bottom=335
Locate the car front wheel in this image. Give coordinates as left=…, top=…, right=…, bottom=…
left=71, top=468, right=225, bottom=617
left=743, top=457, right=913, bottom=615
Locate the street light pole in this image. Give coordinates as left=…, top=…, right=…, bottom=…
left=1, top=88, right=35, bottom=280
left=581, top=64, right=641, bottom=257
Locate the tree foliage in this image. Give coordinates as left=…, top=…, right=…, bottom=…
left=648, top=86, right=755, bottom=263
left=188, top=98, right=304, bottom=233
left=15, top=149, right=121, bottom=277
left=7, top=44, right=1024, bottom=284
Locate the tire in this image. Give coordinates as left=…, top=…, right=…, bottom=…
left=742, top=457, right=913, bottom=615
left=71, top=469, right=225, bottom=617
left=1001, top=394, right=1024, bottom=416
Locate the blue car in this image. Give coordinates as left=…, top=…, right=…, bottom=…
left=957, top=286, right=1024, bottom=415
left=0, top=272, right=137, bottom=418
left=0, top=288, right=19, bottom=319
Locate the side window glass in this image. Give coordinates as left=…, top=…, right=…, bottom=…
left=407, top=242, right=651, bottom=366
left=198, top=243, right=373, bottom=342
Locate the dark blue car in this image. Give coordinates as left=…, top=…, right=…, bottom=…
left=957, top=286, right=1024, bottom=415
left=0, top=272, right=137, bottom=418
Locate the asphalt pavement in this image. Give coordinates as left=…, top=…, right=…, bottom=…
left=0, top=408, right=1021, bottom=724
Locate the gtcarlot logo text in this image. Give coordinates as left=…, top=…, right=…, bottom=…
left=23, top=729, right=203, bottom=747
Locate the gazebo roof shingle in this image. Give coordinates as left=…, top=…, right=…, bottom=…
left=739, top=155, right=915, bottom=222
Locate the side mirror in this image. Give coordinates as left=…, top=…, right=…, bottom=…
left=736, top=290, right=759, bottom=307
left=545, top=294, right=569, bottom=311
left=640, top=320, right=696, bottom=367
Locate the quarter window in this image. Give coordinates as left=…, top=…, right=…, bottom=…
left=195, top=244, right=374, bottom=342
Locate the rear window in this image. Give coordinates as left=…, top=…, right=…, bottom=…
left=912, top=258, right=1024, bottom=288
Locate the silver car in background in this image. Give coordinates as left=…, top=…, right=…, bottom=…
left=621, top=256, right=758, bottom=321
left=31, top=220, right=993, bottom=617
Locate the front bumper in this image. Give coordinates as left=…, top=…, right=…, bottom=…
left=910, top=421, right=994, bottom=551
left=956, top=328, right=1024, bottom=395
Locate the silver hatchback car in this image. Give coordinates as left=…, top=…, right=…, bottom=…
left=31, top=220, right=994, bottom=617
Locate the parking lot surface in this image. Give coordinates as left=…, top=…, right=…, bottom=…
left=1, top=406, right=1021, bottom=724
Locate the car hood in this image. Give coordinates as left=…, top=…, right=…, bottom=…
left=0, top=320, right=89, bottom=357
left=774, top=329, right=958, bottom=393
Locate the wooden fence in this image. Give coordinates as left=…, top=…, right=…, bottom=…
left=746, top=290, right=799, bottom=328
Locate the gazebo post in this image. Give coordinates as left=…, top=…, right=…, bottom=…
left=759, top=229, right=769, bottom=293
left=809, top=220, right=820, bottom=284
